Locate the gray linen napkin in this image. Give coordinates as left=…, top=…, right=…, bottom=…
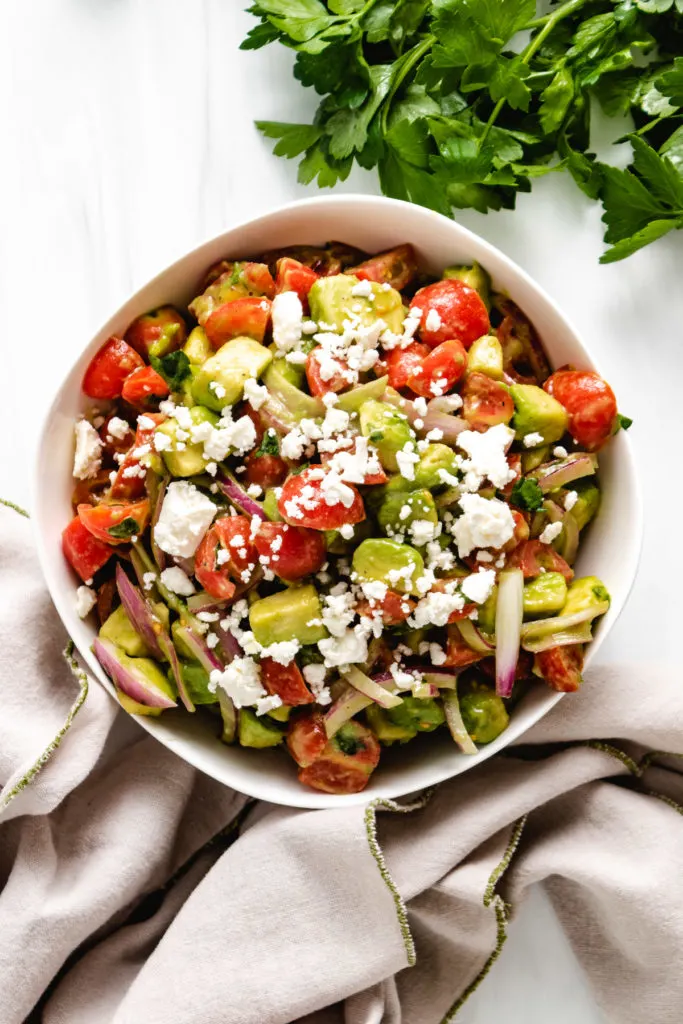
left=1, top=505, right=682, bottom=1024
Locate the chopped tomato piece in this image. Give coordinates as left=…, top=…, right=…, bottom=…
left=501, top=509, right=530, bottom=553
left=277, top=467, right=365, bottom=531
left=298, top=721, right=380, bottom=794
left=201, top=260, right=276, bottom=298
left=77, top=499, right=151, bottom=546
left=462, top=372, right=514, bottom=431
left=99, top=415, right=134, bottom=456
left=346, top=244, right=417, bottom=291
left=96, top=578, right=117, bottom=626
left=480, top=650, right=533, bottom=683
left=261, top=659, right=314, bottom=706
left=507, top=540, right=574, bottom=581
left=253, top=522, right=326, bottom=580
left=536, top=644, right=584, bottom=692
left=356, top=589, right=414, bottom=626
left=244, top=452, right=288, bottom=490
left=194, top=515, right=257, bottom=599
left=62, top=517, right=113, bottom=582
left=381, top=342, right=430, bottom=391
left=500, top=453, right=522, bottom=499
left=495, top=297, right=550, bottom=384
left=543, top=370, right=618, bottom=451
left=406, top=339, right=468, bottom=398
left=111, top=412, right=165, bottom=500
left=82, top=338, right=144, bottom=400
left=411, top=279, right=489, bottom=350
left=444, top=625, right=487, bottom=669
left=306, top=349, right=349, bottom=397
left=121, top=366, right=170, bottom=410
left=287, top=711, right=328, bottom=767
left=204, top=297, right=271, bottom=348
left=71, top=469, right=113, bottom=508
left=124, top=306, right=187, bottom=360
left=275, top=258, right=319, bottom=306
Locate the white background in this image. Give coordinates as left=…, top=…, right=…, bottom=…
left=2, top=2, right=681, bottom=1021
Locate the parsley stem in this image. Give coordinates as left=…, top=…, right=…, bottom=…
left=632, top=115, right=667, bottom=136
left=380, top=34, right=435, bottom=135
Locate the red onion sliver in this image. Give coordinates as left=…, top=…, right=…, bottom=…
left=535, top=454, right=597, bottom=493
left=342, top=666, right=403, bottom=709
left=456, top=618, right=496, bottom=654
left=495, top=568, right=524, bottom=698
left=173, top=624, right=225, bottom=675
left=94, top=638, right=177, bottom=709
left=115, top=563, right=164, bottom=660
left=442, top=690, right=478, bottom=754
left=324, top=687, right=372, bottom=738
left=217, top=472, right=268, bottom=521
left=158, top=632, right=195, bottom=713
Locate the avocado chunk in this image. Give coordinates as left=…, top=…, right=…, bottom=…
left=359, top=400, right=416, bottom=473
left=443, top=262, right=492, bottom=308
left=262, top=488, right=284, bottom=522
left=466, top=334, right=503, bottom=379
left=562, top=576, right=611, bottom=617
left=267, top=703, right=292, bottom=723
left=413, top=443, right=461, bottom=490
left=387, top=696, right=445, bottom=733
left=459, top=681, right=509, bottom=744
left=569, top=479, right=601, bottom=530
left=377, top=489, right=438, bottom=536
left=249, top=585, right=327, bottom=647
left=510, top=384, right=568, bottom=445
left=192, top=336, right=272, bottom=411
left=336, top=376, right=387, bottom=414
left=238, top=707, right=285, bottom=748
left=183, top=326, right=212, bottom=366
left=262, top=360, right=322, bottom=420
left=116, top=689, right=163, bottom=717
left=352, top=538, right=424, bottom=595
left=477, top=585, right=498, bottom=634
left=523, top=572, right=568, bottom=619
left=366, top=704, right=417, bottom=745
left=155, top=405, right=219, bottom=477
left=175, top=661, right=217, bottom=704
left=309, top=275, right=405, bottom=334
left=100, top=604, right=151, bottom=657
left=268, top=352, right=306, bottom=389
left=522, top=445, right=550, bottom=473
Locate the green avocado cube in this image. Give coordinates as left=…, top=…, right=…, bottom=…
left=155, top=405, right=219, bottom=477
left=466, top=335, right=503, bottom=379
left=443, top=261, right=492, bottom=308
left=459, top=681, right=509, bottom=744
left=366, top=704, right=417, bottom=745
left=387, top=696, right=445, bottom=733
left=100, top=605, right=151, bottom=658
left=413, top=443, right=460, bottom=491
left=569, top=479, right=601, bottom=530
left=352, top=538, right=424, bottom=595
left=309, top=275, right=405, bottom=334
left=238, top=708, right=285, bottom=748
left=510, top=384, right=568, bottom=445
left=562, top=576, right=610, bottom=617
left=523, top=572, right=568, bottom=619
left=183, top=326, right=212, bottom=366
left=377, top=488, right=437, bottom=536
left=249, top=585, right=327, bottom=647
left=359, top=399, right=416, bottom=473
left=116, top=689, right=163, bottom=717
left=192, top=336, right=272, bottom=411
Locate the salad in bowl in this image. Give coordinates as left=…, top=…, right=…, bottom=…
left=62, top=238, right=626, bottom=796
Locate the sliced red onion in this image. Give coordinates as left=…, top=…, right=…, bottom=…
left=342, top=666, right=404, bottom=709
left=522, top=621, right=594, bottom=653
left=324, top=687, right=372, bottom=738
left=411, top=666, right=459, bottom=689
left=495, top=568, right=524, bottom=698
left=116, top=563, right=164, bottom=660
left=94, top=637, right=177, bottom=709
left=217, top=471, right=268, bottom=521
left=171, top=554, right=195, bottom=576
left=218, top=690, right=237, bottom=743
left=149, top=474, right=169, bottom=571
left=157, top=632, right=195, bottom=713
left=520, top=604, right=609, bottom=646
left=260, top=393, right=297, bottom=434
left=421, top=410, right=468, bottom=443
left=187, top=591, right=229, bottom=613
left=263, top=363, right=324, bottom=421
left=442, top=690, right=478, bottom=755
left=534, top=453, right=597, bottom=493
left=411, top=681, right=440, bottom=698
left=456, top=619, right=496, bottom=654
left=559, top=510, right=579, bottom=565
left=173, top=623, right=225, bottom=674
left=212, top=620, right=241, bottom=663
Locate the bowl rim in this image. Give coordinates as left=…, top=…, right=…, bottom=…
left=32, top=193, right=643, bottom=809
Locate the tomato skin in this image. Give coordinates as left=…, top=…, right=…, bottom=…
left=346, top=244, right=418, bottom=291
left=244, top=452, right=288, bottom=490
left=501, top=508, right=530, bottom=553
left=507, top=540, right=574, bottom=581
left=544, top=370, right=618, bottom=451
left=111, top=412, right=165, bottom=500
left=382, top=343, right=430, bottom=390
left=194, top=515, right=257, bottom=599
left=406, top=339, right=468, bottom=398
left=124, top=306, right=187, bottom=360
left=278, top=468, right=365, bottom=531
left=287, top=711, right=328, bottom=767
left=444, top=625, right=487, bottom=669
left=261, top=659, right=314, bottom=706
left=462, top=372, right=515, bottom=431
left=77, top=499, right=151, bottom=546
left=204, top=297, right=271, bottom=348
left=298, top=721, right=380, bottom=794
left=202, top=260, right=276, bottom=298
left=275, top=258, right=319, bottom=306
left=306, top=349, right=348, bottom=397
left=62, top=516, right=113, bottom=581
left=121, top=366, right=170, bottom=410
left=500, top=453, right=522, bottom=500
left=99, top=415, right=134, bottom=456
left=253, top=522, right=326, bottom=580
left=411, top=279, right=490, bottom=349
left=536, top=644, right=584, bottom=692
left=356, top=590, right=414, bottom=625
left=83, top=338, right=144, bottom=400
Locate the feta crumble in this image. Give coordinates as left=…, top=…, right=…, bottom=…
left=209, top=656, right=266, bottom=707
left=159, top=567, right=196, bottom=596
left=75, top=585, right=97, bottom=619
left=564, top=490, right=578, bottom=511
left=539, top=521, right=563, bottom=545
left=452, top=493, right=515, bottom=558
left=73, top=420, right=102, bottom=480
left=523, top=432, right=544, bottom=448
left=272, top=291, right=303, bottom=353
left=461, top=569, right=496, bottom=605
left=154, top=481, right=217, bottom=559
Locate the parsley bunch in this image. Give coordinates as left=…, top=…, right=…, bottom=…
left=243, top=0, right=683, bottom=262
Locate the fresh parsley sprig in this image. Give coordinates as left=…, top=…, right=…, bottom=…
left=244, top=0, right=683, bottom=262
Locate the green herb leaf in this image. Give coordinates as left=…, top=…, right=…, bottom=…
left=616, top=413, right=634, bottom=430
left=657, top=57, right=683, bottom=106
left=256, top=430, right=280, bottom=457
left=510, top=477, right=545, bottom=512
left=256, top=122, right=324, bottom=158
left=599, top=218, right=681, bottom=263
left=150, top=351, right=191, bottom=390
left=107, top=517, right=140, bottom=540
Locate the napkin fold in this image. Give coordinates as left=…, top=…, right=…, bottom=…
left=1, top=507, right=681, bottom=1024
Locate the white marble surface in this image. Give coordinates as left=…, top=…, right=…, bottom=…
left=2, top=2, right=681, bottom=1020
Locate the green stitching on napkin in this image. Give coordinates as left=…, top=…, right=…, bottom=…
left=0, top=496, right=29, bottom=517
left=0, top=642, right=89, bottom=814
left=586, top=740, right=641, bottom=776
left=364, top=791, right=433, bottom=968
left=442, top=814, right=528, bottom=1022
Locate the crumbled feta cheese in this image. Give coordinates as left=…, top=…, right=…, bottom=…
left=564, top=490, right=578, bottom=511
left=159, top=567, right=196, bottom=596
left=339, top=523, right=355, bottom=540
left=318, top=629, right=368, bottom=668
left=142, top=572, right=156, bottom=591
left=272, top=291, right=303, bottom=353
left=320, top=469, right=356, bottom=508
left=302, top=320, right=318, bottom=335
left=430, top=643, right=448, bottom=666
left=389, top=662, right=418, bottom=689
left=413, top=397, right=428, bottom=417
left=153, top=432, right=172, bottom=452
left=360, top=580, right=388, bottom=603
left=410, top=590, right=465, bottom=628
left=75, top=585, right=97, bottom=618
left=154, top=481, right=217, bottom=558
left=73, top=420, right=102, bottom=480
left=457, top=424, right=516, bottom=489
left=247, top=483, right=262, bottom=498
left=523, top=432, right=544, bottom=448
left=351, top=279, right=374, bottom=298
left=553, top=446, right=568, bottom=459
left=106, top=416, right=130, bottom=440
left=206, top=632, right=219, bottom=649
left=209, top=381, right=227, bottom=400
left=476, top=551, right=494, bottom=563
left=396, top=445, right=419, bottom=481
left=425, top=308, right=442, bottom=333
left=302, top=663, right=331, bottom=705
left=539, top=521, right=563, bottom=545
left=452, top=493, right=515, bottom=558
left=259, top=640, right=300, bottom=666
left=409, top=519, right=438, bottom=547
left=256, top=694, right=283, bottom=717
left=243, top=377, right=268, bottom=411
left=461, top=568, right=496, bottom=605
left=209, top=656, right=265, bottom=706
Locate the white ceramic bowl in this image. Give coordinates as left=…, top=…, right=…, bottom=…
left=34, top=195, right=642, bottom=809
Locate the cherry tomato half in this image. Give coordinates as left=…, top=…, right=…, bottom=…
left=111, top=412, right=166, bottom=501
left=244, top=452, right=288, bottom=490
left=381, top=342, right=430, bottom=391
left=121, top=366, right=169, bottom=410
left=253, top=521, right=326, bottom=580
left=62, top=516, right=113, bottom=581
left=204, top=297, right=271, bottom=349
left=195, top=515, right=257, bottom=599
left=261, top=659, right=314, bottom=706
left=406, top=339, right=468, bottom=398
left=507, top=540, right=574, bottom=581
left=298, top=721, right=380, bottom=794
left=356, top=589, right=414, bottom=626
left=410, top=278, right=490, bottom=349
left=462, top=372, right=514, bottom=431
left=275, top=258, right=319, bottom=306
left=82, top=338, right=144, bottom=400
left=278, top=467, right=365, bottom=531
left=287, top=710, right=328, bottom=767
left=77, top=499, right=151, bottom=546
left=444, top=625, right=487, bottom=669
left=346, top=244, right=417, bottom=291
left=201, top=260, right=276, bottom=298
left=536, top=644, right=584, bottom=692
left=306, top=349, right=349, bottom=397
left=124, top=306, right=187, bottom=360
left=544, top=370, right=618, bottom=451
